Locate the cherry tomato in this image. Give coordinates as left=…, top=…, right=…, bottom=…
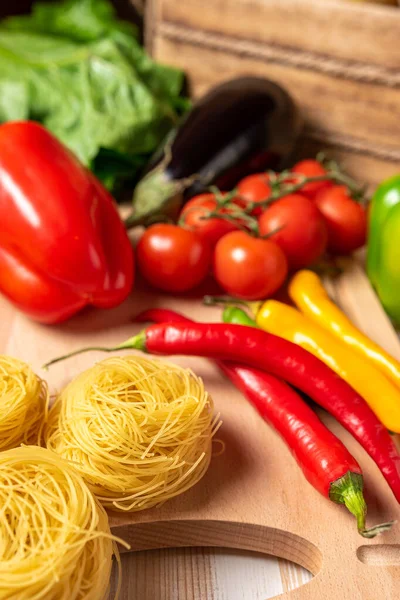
left=213, top=231, right=288, bottom=300
left=137, top=224, right=212, bottom=293
left=237, top=173, right=272, bottom=215
left=291, top=159, right=333, bottom=201
left=314, top=185, right=367, bottom=255
left=180, top=193, right=241, bottom=248
left=258, top=194, right=328, bottom=270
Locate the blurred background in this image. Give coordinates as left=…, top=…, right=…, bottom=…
left=0, top=0, right=143, bottom=24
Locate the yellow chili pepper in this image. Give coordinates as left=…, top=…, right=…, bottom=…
left=289, top=270, right=400, bottom=391
left=256, top=299, right=400, bottom=433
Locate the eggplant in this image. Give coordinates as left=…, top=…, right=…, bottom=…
left=127, top=76, right=302, bottom=226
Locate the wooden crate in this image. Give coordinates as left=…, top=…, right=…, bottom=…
left=145, top=0, right=400, bottom=186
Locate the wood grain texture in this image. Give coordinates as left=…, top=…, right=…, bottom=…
left=108, top=547, right=312, bottom=599
left=152, top=35, right=400, bottom=185
left=146, top=0, right=400, bottom=184
left=159, top=0, right=400, bottom=69
left=1, top=260, right=400, bottom=599
left=154, top=36, right=400, bottom=154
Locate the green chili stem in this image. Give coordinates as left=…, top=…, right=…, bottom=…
left=42, top=332, right=147, bottom=369
left=329, top=472, right=394, bottom=538
left=203, top=295, right=250, bottom=308
left=221, top=306, right=258, bottom=327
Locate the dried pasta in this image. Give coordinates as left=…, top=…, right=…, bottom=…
left=0, top=355, right=48, bottom=450
left=45, top=355, right=220, bottom=511
left=0, top=446, right=128, bottom=600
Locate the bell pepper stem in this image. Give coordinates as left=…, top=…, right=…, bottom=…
left=42, top=332, right=147, bottom=369
left=329, top=471, right=394, bottom=538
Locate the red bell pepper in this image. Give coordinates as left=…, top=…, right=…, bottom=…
left=0, top=121, right=134, bottom=324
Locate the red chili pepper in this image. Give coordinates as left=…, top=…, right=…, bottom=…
left=0, top=121, right=134, bottom=323
left=134, top=308, right=391, bottom=537
left=135, top=309, right=357, bottom=495
left=44, top=319, right=400, bottom=503
left=44, top=320, right=400, bottom=506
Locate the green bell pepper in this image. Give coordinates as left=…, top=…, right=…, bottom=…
left=367, top=174, right=400, bottom=325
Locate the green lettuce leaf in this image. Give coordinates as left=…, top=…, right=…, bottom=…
left=2, top=0, right=138, bottom=42
left=0, top=0, right=189, bottom=192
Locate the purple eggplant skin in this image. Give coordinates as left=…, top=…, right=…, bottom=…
left=127, top=77, right=302, bottom=227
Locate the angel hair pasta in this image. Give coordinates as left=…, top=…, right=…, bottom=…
left=0, top=355, right=48, bottom=450
left=45, top=355, right=220, bottom=511
left=0, top=445, right=128, bottom=600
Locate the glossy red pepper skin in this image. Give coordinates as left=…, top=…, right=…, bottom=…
left=136, top=308, right=362, bottom=497
left=221, top=365, right=362, bottom=496
left=0, top=121, right=134, bottom=323
left=139, top=321, right=400, bottom=502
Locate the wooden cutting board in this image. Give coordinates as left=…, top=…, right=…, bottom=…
left=1, top=258, right=399, bottom=600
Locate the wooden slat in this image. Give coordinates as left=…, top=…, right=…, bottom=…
left=147, top=0, right=400, bottom=182
left=152, top=36, right=400, bottom=184
left=159, top=0, right=400, bottom=70
left=155, top=35, right=400, bottom=153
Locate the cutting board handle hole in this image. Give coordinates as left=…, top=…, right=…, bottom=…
left=115, top=519, right=323, bottom=575
left=357, top=544, right=400, bottom=566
